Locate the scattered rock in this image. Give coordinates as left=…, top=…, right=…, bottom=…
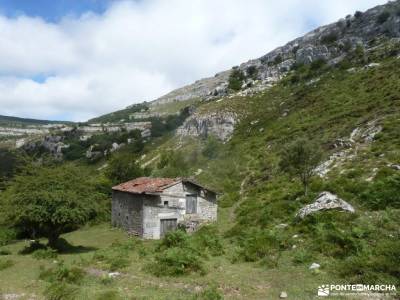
left=364, top=62, right=380, bottom=69
left=296, top=192, right=355, bottom=219
left=389, top=164, right=400, bottom=171
left=309, top=263, right=320, bottom=270
left=108, top=272, right=121, bottom=278
left=280, top=291, right=288, bottom=298
left=275, top=223, right=288, bottom=229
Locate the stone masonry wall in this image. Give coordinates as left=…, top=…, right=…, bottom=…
left=111, top=191, right=143, bottom=235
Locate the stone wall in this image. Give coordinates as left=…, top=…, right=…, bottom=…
left=142, top=182, right=218, bottom=239
left=112, top=182, right=218, bottom=239
left=111, top=191, right=144, bottom=236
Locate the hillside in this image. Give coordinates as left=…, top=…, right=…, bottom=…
left=0, top=1, right=400, bottom=299
left=0, top=115, right=68, bottom=127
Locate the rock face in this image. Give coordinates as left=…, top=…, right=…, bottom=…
left=177, top=112, right=237, bottom=141
left=296, top=192, right=355, bottom=219
left=148, top=1, right=400, bottom=106
left=315, top=120, right=383, bottom=177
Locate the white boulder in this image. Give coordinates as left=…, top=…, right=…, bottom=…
left=296, top=192, right=355, bottom=219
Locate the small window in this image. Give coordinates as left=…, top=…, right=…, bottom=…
left=164, top=201, right=169, bottom=206
left=186, top=195, right=197, bottom=214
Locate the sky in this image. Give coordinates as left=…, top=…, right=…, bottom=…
left=0, top=0, right=389, bottom=122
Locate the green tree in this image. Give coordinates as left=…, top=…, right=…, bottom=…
left=3, top=164, right=105, bottom=248
left=279, top=138, right=322, bottom=195
left=228, top=68, right=245, bottom=91
left=106, top=152, right=144, bottom=185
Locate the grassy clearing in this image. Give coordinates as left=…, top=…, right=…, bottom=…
left=0, top=223, right=352, bottom=300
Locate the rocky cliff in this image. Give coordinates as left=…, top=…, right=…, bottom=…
left=151, top=1, right=400, bottom=106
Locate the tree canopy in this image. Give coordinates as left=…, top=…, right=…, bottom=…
left=279, top=138, right=322, bottom=195
left=2, top=164, right=107, bottom=248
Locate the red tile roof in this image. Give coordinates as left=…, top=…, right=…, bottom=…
left=112, top=177, right=180, bottom=194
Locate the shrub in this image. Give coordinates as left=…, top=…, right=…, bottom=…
left=148, top=247, right=205, bottom=276
left=196, top=286, right=223, bottom=300
left=192, top=225, right=224, bottom=256
left=39, top=264, right=85, bottom=285
left=354, top=11, right=363, bottom=19
left=0, top=227, right=16, bottom=246
left=360, top=173, right=400, bottom=210
left=228, top=68, right=245, bottom=91
left=106, top=152, right=144, bottom=185
left=202, top=137, right=221, bottom=159
left=96, top=290, right=122, bottom=300
left=234, top=229, right=282, bottom=263
left=32, top=248, right=58, bottom=260
left=274, top=54, right=283, bottom=65
left=377, top=11, right=390, bottom=24
left=0, top=259, right=14, bottom=270
left=0, top=249, right=11, bottom=255
left=246, top=65, right=258, bottom=79
left=292, top=249, right=313, bottom=265
left=337, top=239, right=400, bottom=286
left=321, top=32, right=338, bottom=45
left=157, top=229, right=189, bottom=250
left=44, top=282, right=79, bottom=300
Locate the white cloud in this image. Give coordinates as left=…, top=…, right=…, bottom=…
left=0, top=0, right=389, bottom=121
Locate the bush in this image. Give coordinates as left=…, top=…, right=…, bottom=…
left=321, top=32, right=338, bottom=45
left=292, top=249, right=313, bottom=265
left=228, top=68, right=245, bottom=91
left=0, top=259, right=14, bottom=270
left=354, top=11, right=363, bottom=19
left=192, top=225, right=224, bottom=256
left=91, top=240, right=142, bottom=271
left=360, top=173, right=400, bottom=210
left=39, top=264, right=85, bottom=285
left=149, top=247, right=205, bottom=276
left=96, top=290, right=122, bottom=300
left=44, top=282, right=79, bottom=300
left=0, top=227, right=16, bottom=246
left=234, top=229, right=282, bottom=263
left=158, top=229, right=189, bottom=250
left=337, top=239, right=400, bottom=286
left=0, top=249, right=11, bottom=255
left=32, top=248, right=58, bottom=260
left=246, top=65, right=258, bottom=79
left=196, top=286, right=223, bottom=300
left=377, top=11, right=390, bottom=24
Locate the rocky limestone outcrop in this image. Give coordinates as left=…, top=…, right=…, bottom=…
left=147, top=1, right=400, bottom=106
left=296, top=192, right=355, bottom=219
left=315, top=120, right=383, bottom=177
left=177, top=112, right=237, bottom=141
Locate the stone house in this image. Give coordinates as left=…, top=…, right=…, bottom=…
left=111, top=177, right=218, bottom=239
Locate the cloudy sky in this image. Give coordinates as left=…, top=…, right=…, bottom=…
left=0, top=0, right=389, bottom=121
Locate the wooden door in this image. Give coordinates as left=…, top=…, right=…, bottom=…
left=160, top=218, right=177, bottom=238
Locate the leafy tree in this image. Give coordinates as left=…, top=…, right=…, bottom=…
left=3, top=164, right=105, bottom=248
left=228, top=68, right=245, bottom=91
left=106, top=152, right=144, bottom=185
left=279, top=138, right=322, bottom=195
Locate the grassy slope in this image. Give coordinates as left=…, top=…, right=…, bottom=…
left=1, top=50, right=399, bottom=299
left=0, top=225, right=345, bottom=300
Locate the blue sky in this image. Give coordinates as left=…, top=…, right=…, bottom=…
left=0, top=0, right=389, bottom=121
left=0, top=0, right=110, bottom=22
